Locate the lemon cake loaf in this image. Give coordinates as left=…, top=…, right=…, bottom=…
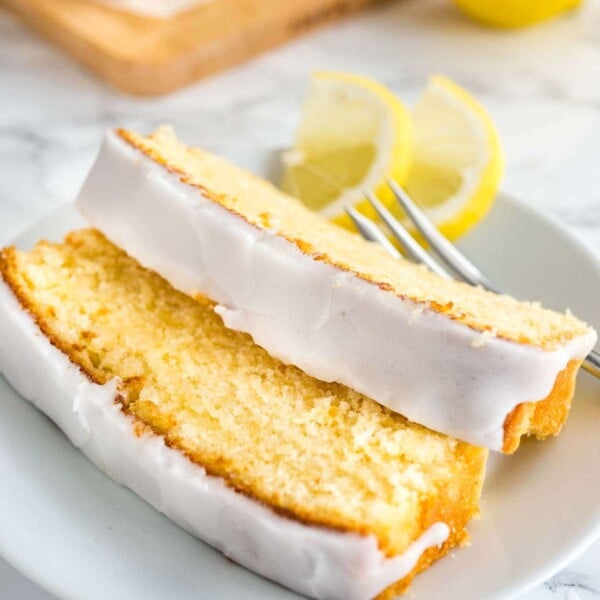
left=0, top=230, right=487, bottom=600
left=76, top=127, right=597, bottom=453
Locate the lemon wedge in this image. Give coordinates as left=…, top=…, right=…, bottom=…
left=454, top=0, right=583, bottom=28
left=282, top=73, right=503, bottom=241
left=399, top=75, right=503, bottom=240
left=281, top=71, right=413, bottom=225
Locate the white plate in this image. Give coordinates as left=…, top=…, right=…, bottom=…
left=1, top=157, right=599, bottom=600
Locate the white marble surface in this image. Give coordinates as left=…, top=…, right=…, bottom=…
left=0, top=0, right=599, bottom=598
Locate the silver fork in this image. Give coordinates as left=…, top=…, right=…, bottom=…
left=345, top=179, right=600, bottom=379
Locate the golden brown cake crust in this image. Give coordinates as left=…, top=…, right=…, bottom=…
left=502, top=359, right=581, bottom=453
left=376, top=521, right=469, bottom=599
left=1, top=245, right=106, bottom=390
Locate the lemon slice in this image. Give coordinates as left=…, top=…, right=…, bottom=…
left=454, top=0, right=582, bottom=28
left=282, top=73, right=502, bottom=241
left=399, top=75, right=503, bottom=240
left=281, top=71, right=413, bottom=224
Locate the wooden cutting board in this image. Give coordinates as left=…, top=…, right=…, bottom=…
left=1, top=0, right=381, bottom=96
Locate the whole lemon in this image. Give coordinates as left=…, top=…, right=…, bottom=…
left=454, top=0, right=583, bottom=28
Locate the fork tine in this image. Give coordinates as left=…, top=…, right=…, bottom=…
left=365, top=192, right=452, bottom=279
left=345, top=205, right=402, bottom=259
left=356, top=185, right=599, bottom=380
left=387, top=179, right=499, bottom=292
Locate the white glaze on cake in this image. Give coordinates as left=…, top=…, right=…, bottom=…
left=92, top=0, right=211, bottom=18
left=76, top=131, right=597, bottom=451
left=0, top=278, right=450, bottom=600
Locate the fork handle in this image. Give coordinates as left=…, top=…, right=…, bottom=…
left=583, top=350, right=600, bottom=378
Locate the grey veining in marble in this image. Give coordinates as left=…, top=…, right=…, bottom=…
left=0, top=0, right=599, bottom=598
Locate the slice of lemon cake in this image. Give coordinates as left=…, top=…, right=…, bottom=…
left=76, top=127, right=597, bottom=453
left=0, top=229, right=487, bottom=600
